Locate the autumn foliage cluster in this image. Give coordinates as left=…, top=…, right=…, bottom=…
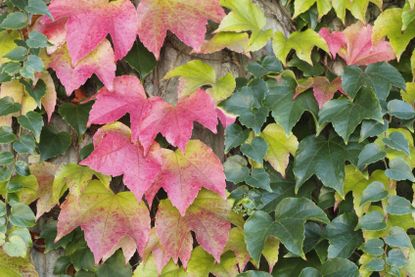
left=1, top=0, right=415, bottom=276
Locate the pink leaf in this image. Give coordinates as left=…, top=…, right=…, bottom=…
left=80, top=129, right=161, bottom=201
left=56, top=181, right=150, bottom=264
left=319, top=28, right=346, bottom=58
left=48, top=40, right=116, bottom=95
left=136, top=0, right=225, bottom=59
left=320, top=23, right=395, bottom=65
left=155, top=190, right=231, bottom=267
left=312, top=76, right=343, bottom=108
left=88, top=75, right=150, bottom=141
left=145, top=140, right=226, bottom=216
left=139, top=89, right=218, bottom=153
left=47, top=0, right=138, bottom=63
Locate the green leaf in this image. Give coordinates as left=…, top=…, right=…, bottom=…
left=247, top=55, right=282, bottom=78
left=222, top=80, right=268, bottom=133
left=0, top=152, right=14, bottom=165
left=3, top=236, right=27, bottom=258
left=238, top=271, right=273, bottom=277
left=357, top=143, right=385, bottom=170
left=293, top=134, right=350, bottom=194
left=25, top=0, right=52, bottom=17
left=225, top=124, right=249, bottom=153
left=23, top=79, right=46, bottom=105
left=362, top=239, right=384, bottom=256
left=245, top=168, right=271, bottom=192
left=5, top=46, right=27, bottom=61
left=187, top=246, right=238, bottom=277
left=385, top=158, right=415, bottom=182
left=359, top=120, right=388, bottom=142
left=18, top=111, right=44, bottom=142
left=96, top=250, right=132, bottom=277
left=0, top=96, right=21, bottom=116
left=244, top=198, right=329, bottom=260
left=383, top=132, right=410, bottom=155
left=58, top=102, right=93, bottom=135
left=39, top=127, right=71, bottom=160
left=26, top=31, right=48, bottom=48
left=266, top=77, right=318, bottom=133
left=241, top=137, right=267, bottom=163
left=402, top=2, right=415, bottom=31
left=299, top=267, right=321, bottom=277
left=272, top=29, right=329, bottom=65
left=20, top=55, right=44, bottom=80
left=360, top=181, right=387, bottom=206
left=386, top=249, right=408, bottom=268
left=293, top=0, right=331, bottom=18
left=0, top=127, right=17, bottom=143
left=224, top=155, right=249, bottom=184
left=341, top=63, right=405, bottom=100
left=12, top=135, right=36, bottom=154
left=387, top=99, right=415, bottom=120
left=9, top=203, right=35, bottom=227
left=363, top=258, right=385, bottom=272
left=326, top=213, right=363, bottom=259
left=0, top=12, right=28, bottom=30
left=384, top=227, right=412, bottom=249
left=124, top=40, right=156, bottom=79
left=386, top=195, right=413, bottom=215
left=321, top=258, right=359, bottom=277
left=164, top=59, right=236, bottom=103
left=358, top=211, right=386, bottom=231
left=373, top=8, right=415, bottom=59
left=319, top=87, right=383, bottom=143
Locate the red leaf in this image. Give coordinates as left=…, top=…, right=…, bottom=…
left=295, top=76, right=343, bottom=108
left=56, top=181, right=150, bottom=264
left=46, top=0, right=138, bottom=63
left=146, top=140, right=226, bottom=216
left=88, top=75, right=150, bottom=141
left=319, top=28, right=346, bottom=58
left=320, top=23, right=395, bottom=65
left=155, top=190, right=231, bottom=267
left=80, top=127, right=161, bottom=202
left=48, top=40, right=116, bottom=95
left=136, top=0, right=225, bottom=59
left=139, top=89, right=218, bottom=153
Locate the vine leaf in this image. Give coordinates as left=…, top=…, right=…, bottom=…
left=293, top=0, right=331, bottom=19
left=139, top=89, right=218, bottom=153
left=272, top=29, right=329, bottom=65
left=244, top=198, right=329, bottom=260
left=0, top=249, right=38, bottom=277
left=80, top=127, right=161, bottom=202
left=146, top=140, right=226, bottom=215
left=319, top=87, right=383, bottom=143
left=212, top=0, right=272, bottom=53
left=164, top=60, right=236, bottom=103
left=155, top=190, right=231, bottom=267
left=48, top=41, right=116, bottom=95
left=293, top=134, right=354, bottom=194
left=318, top=28, right=346, bottom=58
left=296, top=76, right=343, bottom=108
left=260, top=123, right=298, bottom=177
left=45, top=0, right=138, bottom=63
left=187, top=246, right=239, bottom=276
left=373, top=8, right=415, bottom=59
left=56, top=180, right=151, bottom=264
left=265, top=76, right=318, bottom=134
left=29, top=162, right=58, bottom=219
left=136, top=0, right=225, bottom=59
left=320, top=23, right=395, bottom=65
left=88, top=75, right=149, bottom=142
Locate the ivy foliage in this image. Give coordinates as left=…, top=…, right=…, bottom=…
left=1, top=0, right=415, bottom=276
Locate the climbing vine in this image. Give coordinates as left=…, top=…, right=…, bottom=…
left=0, top=0, right=415, bottom=276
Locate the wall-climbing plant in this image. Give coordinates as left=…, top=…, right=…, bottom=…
left=1, top=0, right=415, bottom=276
